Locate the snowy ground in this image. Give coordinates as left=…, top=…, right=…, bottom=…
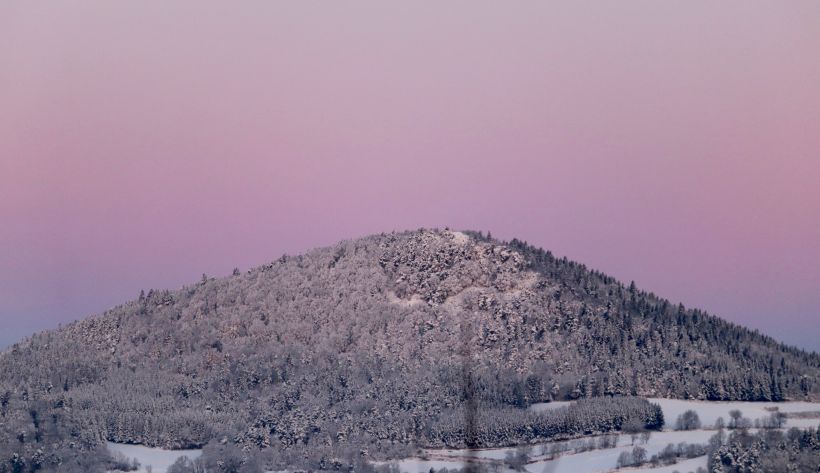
left=522, top=430, right=713, bottom=473
left=528, top=401, right=575, bottom=412
left=406, top=430, right=714, bottom=473
left=648, top=398, right=820, bottom=429
left=106, top=442, right=202, bottom=473
left=618, top=455, right=709, bottom=473
left=105, top=399, right=819, bottom=473
left=389, top=399, right=820, bottom=473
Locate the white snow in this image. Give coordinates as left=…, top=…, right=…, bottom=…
left=104, top=400, right=818, bottom=473
left=524, top=430, right=713, bottom=473
left=398, top=430, right=711, bottom=473
left=387, top=290, right=425, bottom=307
left=389, top=399, right=820, bottom=473
left=649, top=398, right=820, bottom=429
left=107, top=442, right=202, bottom=473
left=381, top=458, right=479, bottom=473
left=529, top=401, right=575, bottom=412
left=619, top=455, right=708, bottom=473
left=448, top=231, right=471, bottom=245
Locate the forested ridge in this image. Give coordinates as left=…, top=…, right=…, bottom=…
left=0, top=228, right=817, bottom=472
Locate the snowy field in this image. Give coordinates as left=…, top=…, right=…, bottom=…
left=617, top=455, right=709, bottom=473
left=106, top=399, right=819, bottom=473
left=523, top=430, right=713, bottom=473
left=106, top=442, right=202, bottom=473
left=405, top=430, right=714, bottom=473
left=389, top=398, right=820, bottom=473
left=648, top=398, right=820, bottom=429
left=528, top=401, right=575, bottom=412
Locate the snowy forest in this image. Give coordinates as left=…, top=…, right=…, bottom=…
left=0, top=229, right=818, bottom=472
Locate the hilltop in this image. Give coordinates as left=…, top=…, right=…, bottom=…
left=0, top=229, right=817, bottom=472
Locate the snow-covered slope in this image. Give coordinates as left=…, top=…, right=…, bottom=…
left=391, top=398, right=820, bottom=473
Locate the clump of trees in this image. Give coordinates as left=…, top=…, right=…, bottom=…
left=757, top=409, right=786, bottom=429
left=503, top=446, right=530, bottom=471
left=109, top=452, right=140, bottom=471
left=675, top=409, right=702, bottom=430
left=616, top=442, right=707, bottom=470
left=708, top=425, right=820, bottom=472
left=534, top=432, right=620, bottom=461
left=426, top=397, right=663, bottom=448
left=167, top=456, right=205, bottom=473
left=616, top=446, right=647, bottom=468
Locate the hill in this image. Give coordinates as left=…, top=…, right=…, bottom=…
left=0, top=228, right=817, bottom=472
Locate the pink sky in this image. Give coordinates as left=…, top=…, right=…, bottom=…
left=1, top=1, right=819, bottom=351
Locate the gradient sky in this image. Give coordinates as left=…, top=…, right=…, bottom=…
left=1, top=2, right=819, bottom=351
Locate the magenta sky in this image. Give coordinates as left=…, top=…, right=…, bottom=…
left=1, top=2, right=819, bottom=351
